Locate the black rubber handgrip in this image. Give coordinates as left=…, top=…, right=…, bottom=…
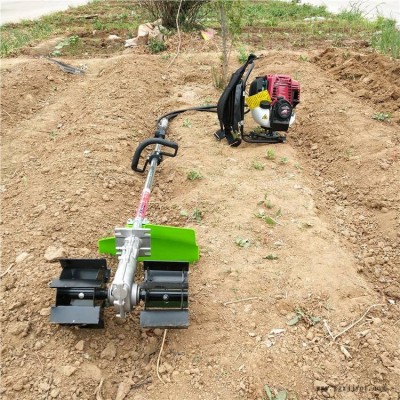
left=131, top=138, right=178, bottom=173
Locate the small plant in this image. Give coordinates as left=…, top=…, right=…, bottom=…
left=287, top=307, right=321, bottom=327
left=254, top=209, right=278, bottom=226
left=49, top=130, right=58, bottom=141
left=299, top=54, right=308, bottom=61
left=182, top=118, right=192, bottom=128
left=237, top=45, right=248, bottom=63
left=191, top=208, right=203, bottom=223
left=51, top=35, right=80, bottom=56
left=372, top=112, right=391, bottom=121
left=187, top=170, right=203, bottom=180
left=148, top=38, right=166, bottom=54
left=266, top=149, right=276, bottom=160
left=343, top=148, right=354, bottom=160
left=263, top=254, right=278, bottom=260
left=258, top=193, right=274, bottom=209
left=252, top=160, right=265, bottom=170
left=263, top=385, right=287, bottom=400
left=279, top=157, right=289, bottom=165
left=235, top=237, right=250, bottom=248
left=211, top=65, right=224, bottom=90
left=202, top=96, right=213, bottom=106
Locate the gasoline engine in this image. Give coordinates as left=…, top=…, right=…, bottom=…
left=215, top=54, right=301, bottom=146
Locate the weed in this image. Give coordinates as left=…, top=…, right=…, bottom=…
left=182, top=118, right=192, bottom=128
left=187, top=170, right=203, bottom=180
left=191, top=208, right=203, bottom=223
left=252, top=160, right=265, bottom=170
left=263, top=384, right=287, bottom=400
left=235, top=237, right=250, bottom=248
left=299, top=54, right=308, bottom=62
left=266, top=149, right=276, bottom=160
left=211, top=65, right=225, bottom=90
left=254, top=209, right=278, bottom=226
left=279, top=157, right=289, bottom=165
left=49, top=131, right=58, bottom=141
left=263, top=254, right=278, bottom=260
left=237, top=44, right=248, bottom=63
left=51, top=35, right=80, bottom=56
left=372, top=112, right=391, bottom=121
left=343, top=148, right=354, bottom=159
left=287, top=307, right=321, bottom=327
left=148, top=38, right=166, bottom=54
left=201, top=96, right=213, bottom=106
left=258, top=194, right=273, bottom=209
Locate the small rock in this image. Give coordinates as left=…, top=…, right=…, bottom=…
left=39, top=307, right=50, bottom=316
left=314, top=380, right=329, bottom=390
left=60, top=366, right=77, bottom=377
left=12, top=382, right=24, bottom=391
left=44, top=246, right=66, bottom=262
left=384, top=285, right=400, bottom=300
left=50, top=388, right=60, bottom=398
left=340, top=345, right=352, bottom=359
left=115, top=380, right=132, bottom=400
left=15, top=252, right=30, bottom=264
left=39, top=382, right=50, bottom=391
left=125, top=37, right=138, bottom=47
left=10, top=322, right=30, bottom=337
left=80, top=363, right=102, bottom=381
left=190, top=368, right=200, bottom=375
left=75, top=340, right=84, bottom=351
left=107, top=34, right=120, bottom=41
left=364, top=256, right=376, bottom=265
left=143, top=338, right=158, bottom=356
left=101, top=341, right=116, bottom=360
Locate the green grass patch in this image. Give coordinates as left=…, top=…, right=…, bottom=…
left=371, top=17, right=400, bottom=59
left=1, top=0, right=399, bottom=59
left=0, top=0, right=139, bottom=57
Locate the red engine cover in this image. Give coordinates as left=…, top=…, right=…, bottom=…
left=265, top=74, right=300, bottom=107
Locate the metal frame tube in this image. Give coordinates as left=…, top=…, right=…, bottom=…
left=109, top=120, right=169, bottom=318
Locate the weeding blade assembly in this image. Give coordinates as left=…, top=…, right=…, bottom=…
left=50, top=118, right=199, bottom=329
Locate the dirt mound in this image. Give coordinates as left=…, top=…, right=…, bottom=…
left=314, top=48, right=400, bottom=123
left=1, top=47, right=400, bottom=400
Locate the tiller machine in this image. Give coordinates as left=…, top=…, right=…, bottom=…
left=50, top=55, right=300, bottom=329
left=50, top=119, right=198, bottom=329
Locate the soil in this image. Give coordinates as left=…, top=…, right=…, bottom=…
left=1, top=31, right=399, bottom=400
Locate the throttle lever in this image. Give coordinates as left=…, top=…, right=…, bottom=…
left=131, top=138, right=178, bottom=173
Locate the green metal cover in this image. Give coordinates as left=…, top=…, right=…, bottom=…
left=98, top=224, right=199, bottom=262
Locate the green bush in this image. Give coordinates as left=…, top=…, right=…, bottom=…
left=148, top=38, right=166, bottom=53
left=138, top=0, right=210, bottom=29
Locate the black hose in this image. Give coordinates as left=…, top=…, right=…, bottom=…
left=157, top=105, right=218, bottom=124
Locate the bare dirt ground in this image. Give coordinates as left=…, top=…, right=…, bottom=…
left=1, top=33, right=399, bottom=400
